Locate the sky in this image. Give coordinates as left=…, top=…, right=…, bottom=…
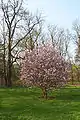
left=26, top=0, right=80, bottom=59
left=27, top=0, right=80, bottom=30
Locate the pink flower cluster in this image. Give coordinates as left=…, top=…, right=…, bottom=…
left=20, top=44, right=70, bottom=90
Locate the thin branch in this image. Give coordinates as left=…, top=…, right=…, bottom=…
left=11, top=21, right=40, bottom=50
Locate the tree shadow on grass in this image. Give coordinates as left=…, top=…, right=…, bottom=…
left=55, top=87, right=80, bottom=102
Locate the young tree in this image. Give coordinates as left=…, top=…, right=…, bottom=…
left=20, top=44, right=70, bottom=99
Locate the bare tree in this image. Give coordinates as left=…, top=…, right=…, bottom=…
left=0, top=0, right=42, bottom=87
left=73, top=19, right=80, bottom=64
left=48, top=25, right=72, bottom=59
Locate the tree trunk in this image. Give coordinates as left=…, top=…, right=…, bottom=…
left=7, top=52, right=12, bottom=87
left=71, top=66, right=74, bottom=85
left=3, top=58, right=7, bottom=86
left=3, top=18, right=7, bottom=86
left=7, top=38, right=12, bottom=87
left=42, top=88, right=47, bottom=99
left=3, top=39, right=7, bottom=86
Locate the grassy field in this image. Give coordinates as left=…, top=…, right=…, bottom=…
left=0, top=86, right=80, bottom=120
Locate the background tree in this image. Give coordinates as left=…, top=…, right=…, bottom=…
left=73, top=19, right=80, bottom=64
left=0, top=0, right=42, bottom=87
left=48, top=25, right=72, bottom=59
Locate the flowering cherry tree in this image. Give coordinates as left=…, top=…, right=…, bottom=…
left=20, top=44, right=70, bottom=99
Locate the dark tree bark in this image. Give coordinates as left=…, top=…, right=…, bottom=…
left=3, top=18, right=7, bottom=86
left=7, top=38, right=12, bottom=87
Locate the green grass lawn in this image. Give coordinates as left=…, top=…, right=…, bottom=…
left=0, top=86, right=80, bottom=120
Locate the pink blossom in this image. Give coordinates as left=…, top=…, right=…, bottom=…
left=20, top=44, right=70, bottom=98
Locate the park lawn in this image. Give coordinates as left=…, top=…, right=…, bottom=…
left=0, top=86, right=80, bottom=120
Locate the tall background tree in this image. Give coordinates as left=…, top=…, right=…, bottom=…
left=73, top=19, right=80, bottom=64
left=48, top=25, right=72, bottom=60
left=0, top=0, right=42, bottom=87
